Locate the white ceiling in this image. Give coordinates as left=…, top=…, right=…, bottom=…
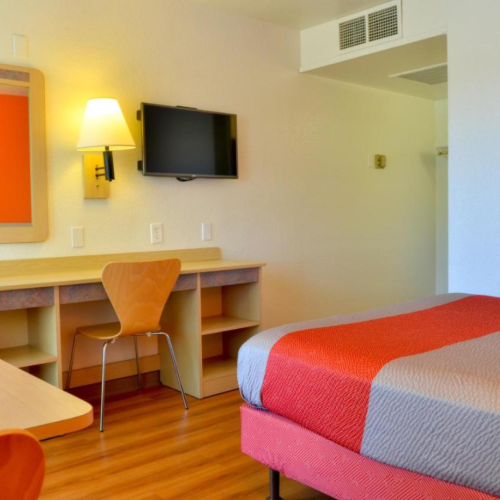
left=189, top=0, right=388, bottom=30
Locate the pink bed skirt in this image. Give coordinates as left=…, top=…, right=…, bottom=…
left=241, top=404, right=499, bottom=500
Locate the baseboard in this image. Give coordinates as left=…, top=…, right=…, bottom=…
left=63, top=354, right=160, bottom=389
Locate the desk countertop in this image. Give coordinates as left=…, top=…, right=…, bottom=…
left=0, top=359, right=93, bottom=439
left=0, top=259, right=266, bottom=292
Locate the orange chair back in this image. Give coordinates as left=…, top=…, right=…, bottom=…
left=0, top=429, right=45, bottom=500
left=102, top=259, right=181, bottom=337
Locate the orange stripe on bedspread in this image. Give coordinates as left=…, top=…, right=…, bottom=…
left=262, top=295, right=500, bottom=453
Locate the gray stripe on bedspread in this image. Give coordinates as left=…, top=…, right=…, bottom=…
left=362, top=330, right=500, bottom=496
left=237, top=293, right=469, bottom=408
left=362, top=382, right=500, bottom=496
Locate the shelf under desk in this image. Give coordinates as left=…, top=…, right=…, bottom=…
left=0, top=345, right=57, bottom=368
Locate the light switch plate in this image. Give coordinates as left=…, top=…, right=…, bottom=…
left=201, top=222, right=212, bottom=241
left=71, top=227, right=84, bottom=248
left=12, top=35, right=28, bottom=58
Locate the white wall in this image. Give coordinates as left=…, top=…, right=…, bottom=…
left=448, top=0, right=500, bottom=295
left=435, top=99, right=448, bottom=294
left=0, top=0, right=436, bottom=339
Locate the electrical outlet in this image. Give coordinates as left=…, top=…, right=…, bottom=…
left=71, top=227, right=84, bottom=248
left=201, top=222, right=212, bottom=241
left=150, top=223, right=163, bottom=244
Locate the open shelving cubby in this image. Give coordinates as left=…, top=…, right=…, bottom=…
left=200, top=279, right=261, bottom=397
left=0, top=301, right=60, bottom=386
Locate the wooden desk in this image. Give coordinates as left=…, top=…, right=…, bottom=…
left=0, top=247, right=265, bottom=399
left=0, top=358, right=93, bottom=440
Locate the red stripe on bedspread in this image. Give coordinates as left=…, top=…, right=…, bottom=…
left=261, top=295, right=500, bottom=453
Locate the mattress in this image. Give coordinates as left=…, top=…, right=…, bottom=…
left=238, top=294, right=500, bottom=496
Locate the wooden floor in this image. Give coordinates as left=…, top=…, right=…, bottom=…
left=41, top=387, right=332, bottom=499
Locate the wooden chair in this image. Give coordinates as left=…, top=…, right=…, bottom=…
left=0, top=429, right=45, bottom=500
left=65, top=259, right=188, bottom=432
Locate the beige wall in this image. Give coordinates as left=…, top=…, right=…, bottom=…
left=0, top=0, right=436, bottom=339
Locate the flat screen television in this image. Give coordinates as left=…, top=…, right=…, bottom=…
left=139, top=103, right=238, bottom=180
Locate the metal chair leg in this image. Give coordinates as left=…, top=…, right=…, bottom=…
left=100, top=340, right=112, bottom=432
left=158, top=333, right=188, bottom=410
left=65, top=332, right=79, bottom=391
left=133, top=336, right=142, bottom=391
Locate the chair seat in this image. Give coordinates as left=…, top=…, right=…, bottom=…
left=76, top=322, right=162, bottom=339
left=76, top=322, right=121, bottom=340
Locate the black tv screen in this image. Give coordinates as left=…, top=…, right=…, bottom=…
left=140, top=103, right=238, bottom=179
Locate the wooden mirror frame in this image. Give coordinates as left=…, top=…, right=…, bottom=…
left=0, top=63, right=47, bottom=243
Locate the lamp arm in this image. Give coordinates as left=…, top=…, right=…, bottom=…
left=103, top=147, right=115, bottom=181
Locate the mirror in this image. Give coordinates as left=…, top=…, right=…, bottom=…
left=0, top=64, right=47, bottom=243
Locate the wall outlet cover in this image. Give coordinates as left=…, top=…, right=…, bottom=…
left=150, top=222, right=163, bottom=244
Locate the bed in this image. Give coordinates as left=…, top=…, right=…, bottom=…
left=238, top=294, right=500, bottom=500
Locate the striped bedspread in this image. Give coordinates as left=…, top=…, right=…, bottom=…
left=237, top=294, right=500, bottom=496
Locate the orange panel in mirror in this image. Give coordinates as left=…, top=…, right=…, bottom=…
left=0, top=85, right=31, bottom=223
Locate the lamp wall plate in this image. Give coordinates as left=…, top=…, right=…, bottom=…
left=83, top=154, right=110, bottom=199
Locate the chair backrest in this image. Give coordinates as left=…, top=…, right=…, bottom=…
left=0, top=429, right=45, bottom=500
left=101, top=259, right=181, bottom=337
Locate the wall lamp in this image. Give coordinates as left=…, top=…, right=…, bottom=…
left=77, top=99, right=135, bottom=196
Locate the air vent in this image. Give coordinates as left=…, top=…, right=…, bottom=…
left=368, top=5, right=398, bottom=42
left=339, top=16, right=367, bottom=51
left=390, top=64, right=448, bottom=86
left=338, top=1, right=401, bottom=53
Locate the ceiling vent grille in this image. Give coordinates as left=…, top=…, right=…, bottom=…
left=368, top=5, right=398, bottom=42
left=390, top=64, right=448, bottom=86
left=338, top=1, right=401, bottom=53
left=339, top=16, right=367, bottom=51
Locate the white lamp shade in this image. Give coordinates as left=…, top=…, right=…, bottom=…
left=77, top=98, right=135, bottom=151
